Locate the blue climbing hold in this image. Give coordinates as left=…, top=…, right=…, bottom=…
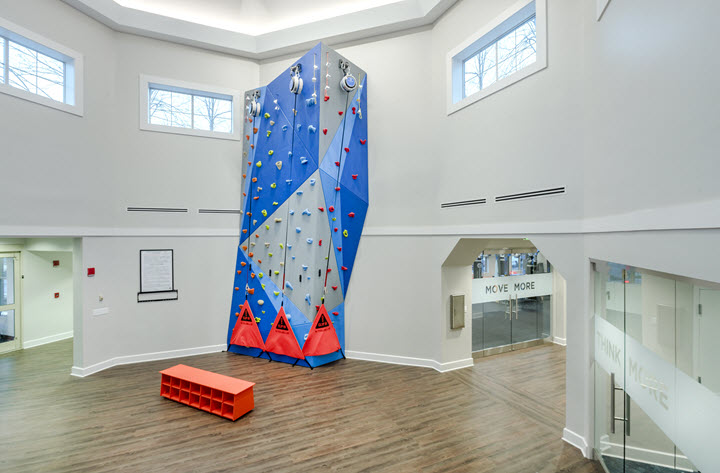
left=295, top=227, right=301, bottom=233
left=302, top=265, right=308, bottom=271
left=310, top=178, right=316, bottom=186
left=285, top=281, right=293, bottom=290
left=306, top=238, right=313, bottom=244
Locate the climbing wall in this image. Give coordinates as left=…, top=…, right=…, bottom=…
left=227, top=43, right=368, bottom=368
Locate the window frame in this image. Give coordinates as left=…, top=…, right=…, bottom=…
left=139, top=74, right=241, bottom=141
left=446, top=0, right=546, bottom=115
left=0, top=16, right=84, bottom=116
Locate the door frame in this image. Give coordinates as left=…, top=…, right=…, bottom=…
left=0, top=251, right=22, bottom=355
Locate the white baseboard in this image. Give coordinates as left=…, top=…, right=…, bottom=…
left=552, top=336, right=567, bottom=346
left=346, top=350, right=473, bottom=373
left=23, top=331, right=73, bottom=349
left=71, top=343, right=226, bottom=377
left=563, top=428, right=590, bottom=458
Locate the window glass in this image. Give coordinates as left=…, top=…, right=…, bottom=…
left=193, top=95, right=232, bottom=133
left=462, top=16, right=537, bottom=98
left=7, top=40, right=65, bottom=102
left=149, top=85, right=233, bottom=134
left=0, top=37, right=4, bottom=84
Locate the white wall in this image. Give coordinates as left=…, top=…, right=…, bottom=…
left=21, top=250, right=74, bottom=348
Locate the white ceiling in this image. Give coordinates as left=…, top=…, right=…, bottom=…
left=113, top=0, right=405, bottom=36
left=62, top=0, right=458, bottom=59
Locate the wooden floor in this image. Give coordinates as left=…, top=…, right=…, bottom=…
left=0, top=340, right=603, bottom=473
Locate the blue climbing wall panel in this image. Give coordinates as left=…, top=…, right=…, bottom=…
left=227, top=43, right=367, bottom=368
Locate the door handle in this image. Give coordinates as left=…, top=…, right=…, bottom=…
left=625, top=392, right=631, bottom=436
left=610, top=372, right=630, bottom=435
left=514, top=295, right=519, bottom=319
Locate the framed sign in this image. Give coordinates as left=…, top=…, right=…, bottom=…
left=138, top=249, right=178, bottom=302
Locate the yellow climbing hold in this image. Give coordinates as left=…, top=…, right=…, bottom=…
left=256, top=161, right=262, bottom=167
left=255, top=317, right=261, bottom=323
left=272, top=201, right=278, bottom=206
left=261, top=209, right=267, bottom=217
left=274, top=271, right=280, bottom=275
left=279, top=243, right=284, bottom=249
left=267, top=130, right=271, bottom=137
left=268, top=252, right=273, bottom=257
left=264, top=112, right=270, bottom=119
left=273, top=291, right=280, bottom=296
left=258, top=272, right=264, bottom=278
left=271, top=183, right=277, bottom=189
left=343, top=229, right=349, bottom=237
left=268, top=150, right=274, bottom=156
left=265, top=224, right=270, bottom=230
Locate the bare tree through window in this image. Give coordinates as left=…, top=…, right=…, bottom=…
left=149, top=87, right=232, bottom=133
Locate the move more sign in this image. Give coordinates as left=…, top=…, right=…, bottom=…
left=472, top=273, right=552, bottom=304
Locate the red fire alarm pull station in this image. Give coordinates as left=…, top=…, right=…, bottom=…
left=87, top=268, right=95, bottom=276
left=54, top=293, right=60, bottom=299
left=53, top=260, right=60, bottom=267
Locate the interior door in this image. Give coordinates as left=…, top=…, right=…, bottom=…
left=0, top=253, right=21, bottom=354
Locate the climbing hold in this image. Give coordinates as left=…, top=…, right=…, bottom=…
left=302, top=208, right=311, bottom=216
left=249, top=252, right=254, bottom=257
left=266, top=130, right=271, bottom=137
left=250, top=272, right=255, bottom=278
left=344, top=147, right=350, bottom=153
left=237, top=270, right=242, bottom=274
left=335, top=161, right=340, bottom=167
left=302, top=265, right=308, bottom=271
left=332, top=286, right=338, bottom=291
left=258, top=299, right=265, bottom=306
left=300, top=158, right=308, bottom=165
left=289, top=209, right=295, bottom=215
left=255, top=317, right=261, bottom=323
left=253, top=196, right=259, bottom=200
left=318, top=207, right=324, bottom=212
left=348, top=212, right=355, bottom=218
left=328, top=206, right=334, bottom=212
left=234, top=287, right=239, bottom=291
left=352, top=174, right=358, bottom=180
left=268, top=150, right=274, bottom=156
left=270, top=120, right=275, bottom=126
left=332, top=217, right=337, bottom=222
left=285, top=282, right=293, bottom=290
left=333, top=312, right=339, bottom=316
left=343, top=230, right=348, bottom=237
left=252, top=177, right=258, bottom=182
left=306, top=238, right=313, bottom=244
left=338, top=111, right=344, bottom=116
left=264, top=112, right=270, bottom=119
left=341, top=266, right=348, bottom=271
left=360, top=139, right=367, bottom=145
left=240, top=262, right=247, bottom=266
left=245, top=135, right=250, bottom=141
left=242, top=246, right=248, bottom=251
left=296, top=227, right=301, bottom=233
left=247, top=288, right=255, bottom=295
left=296, top=190, right=303, bottom=195
left=305, top=294, right=311, bottom=305
left=258, top=273, right=264, bottom=278
left=253, top=127, right=258, bottom=134
left=265, top=242, right=270, bottom=248
left=310, top=178, right=316, bottom=185
left=265, top=224, right=270, bottom=230
left=272, top=201, right=278, bottom=206
left=279, top=243, right=284, bottom=249
left=326, top=268, right=332, bottom=273
left=275, top=161, right=282, bottom=170
left=282, top=125, right=288, bottom=131
left=308, top=125, right=316, bottom=133
left=274, top=271, right=279, bottom=276
left=323, top=128, right=328, bottom=135
left=335, top=186, right=341, bottom=191
left=334, top=227, right=338, bottom=232
left=275, top=218, right=282, bottom=223
left=324, top=96, right=329, bottom=102
left=352, top=107, right=356, bottom=114
left=287, top=244, right=292, bottom=249
left=286, top=179, right=293, bottom=185
left=274, top=291, right=280, bottom=296
left=261, top=209, right=267, bottom=217
left=261, top=284, right=265, bottom=290
left=337, top=247, right=342, bottom=251
left=297, top=124, right=302, bottom=132
left=271, top=183, right=277, bottom=189
left=318, top=239, right=322, bottom=246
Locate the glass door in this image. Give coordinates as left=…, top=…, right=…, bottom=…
left=0, top=253, right=21, bottom=354
left=593, top=262, right=715, bottom=473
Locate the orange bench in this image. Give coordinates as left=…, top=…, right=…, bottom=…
left=160, top=364, right=255, bottom=421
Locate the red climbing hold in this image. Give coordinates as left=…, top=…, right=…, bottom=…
left=318, top=207, right=324, bottom=212
left=360, top=139, right=367, bottom=145
left=352, top=174, right=358, bottom=180
left=348, top=212, right=355, bottom=218
left=253, top=127, right=258, bottom=134
left=344, top=147, right=349, bottom=153
left=335, top=161, right=340, bottom=167
left=318, top=239, right=322, bottom=246
left=337, top=247, right=342, bottom=251
left=328, top=206, right=335, bottom=212
left=334, top=227, right=338, bottom=232
left=352, top=107, right=356, bottom=114
left=323, top=128, right=328, bottom=135
left=341, top=266, right=348, bottom=271
left=338, top=111, right=343, bottom=116
left=257, top=259, right=262, bottom=264
left=332, top=286, right=338, bottom=290
left=333, top=311, right=339, bottom=316
left=326, top=268, right=332, bottom=273
left=335, top=186, right=341, bottom=191
left=315, top=305, right=320, bottom=311
left=324, top=96, right=330, bottom=102
left=246, top=135, right=250, bottom=140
